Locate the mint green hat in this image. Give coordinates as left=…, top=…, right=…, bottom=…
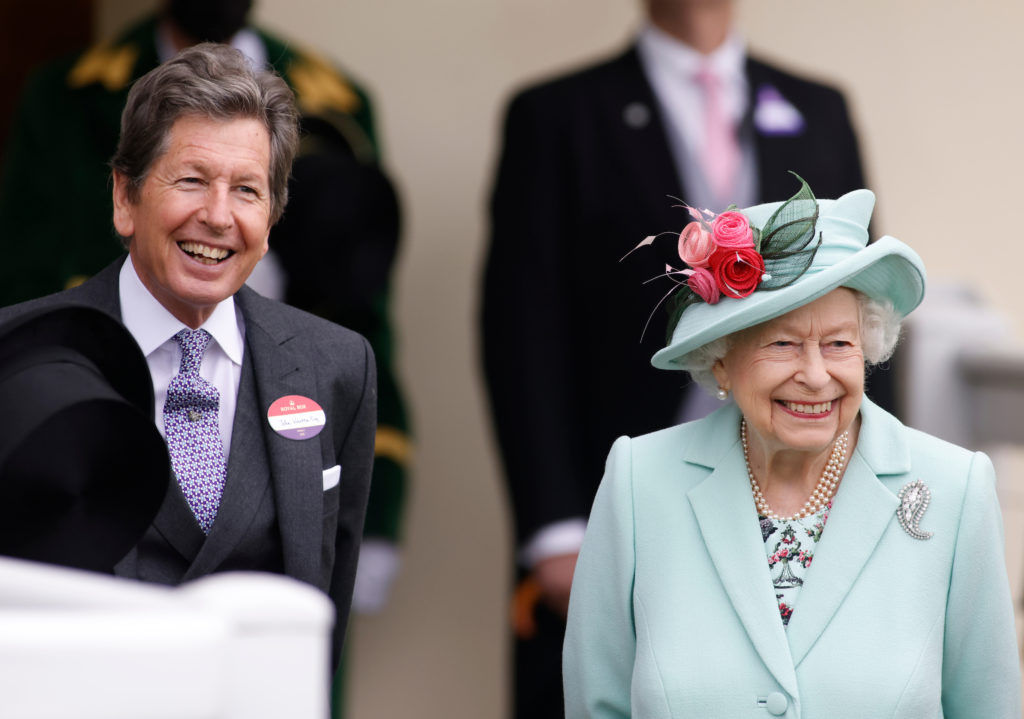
left=651, top=187, right=927, bottom=370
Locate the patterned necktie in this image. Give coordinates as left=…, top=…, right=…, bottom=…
left=164, top=328, right=227, bottom=534
left=694, top=64, right=740, bottom=201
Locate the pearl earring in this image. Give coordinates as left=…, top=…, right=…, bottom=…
left=716, top=387, right=729, bottom=401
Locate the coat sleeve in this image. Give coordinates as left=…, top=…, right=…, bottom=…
left=481, top=88, right=592, bottom=550
left=564, top=436, right=636, bottom=719
left=941, top=451, right=1021, bottom=718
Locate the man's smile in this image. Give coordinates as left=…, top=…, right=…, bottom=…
left=177, top=241, right=233, bottom=265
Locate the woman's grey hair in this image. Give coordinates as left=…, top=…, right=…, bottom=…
left=677, top=290, right=903, bottom=395
left=110, top=42, right=299, bottom=227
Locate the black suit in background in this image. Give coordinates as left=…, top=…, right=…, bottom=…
left=482, top=45, right=870, bottom=718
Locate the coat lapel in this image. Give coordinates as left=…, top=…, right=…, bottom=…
left=228, top=289, right=325, bottom=586
left=78, top=260, right=211, bottom=566
left=747, top=59, right=794, bottom=203
left=182, top=339, right=273, bottom=580
left=599, top=47, right=685, bottom=208
left=784, top=399, right=910, bottom=666
left=684, top=405, right=799, bottom=698
left=63, top=256, right=125, bottom=317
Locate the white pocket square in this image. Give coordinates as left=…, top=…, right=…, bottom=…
left=322, top=465, right=341, bottom=491
left=754, top=84, right=806, bottom=136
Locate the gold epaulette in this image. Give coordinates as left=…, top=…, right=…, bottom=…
left=374, top=425, right=412, bottom=467
left=67, top=41, right=140, bottom=91
left=63, top=274, right=90, bottom=290
left=287, top=51, right=361, bottom=117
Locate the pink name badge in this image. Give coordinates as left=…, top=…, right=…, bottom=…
left=267, top=394, right=326, bottom=440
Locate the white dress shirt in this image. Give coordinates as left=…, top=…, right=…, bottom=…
left=119, top=257, right=245, bottom=461
left=638, top=22, right=747, bottom=426
left=636, top=23, right=757, bottom=214
left=636, top=23, right=748, bottom=163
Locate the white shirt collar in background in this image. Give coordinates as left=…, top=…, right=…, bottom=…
left=637, top=23, right=748, bottom=151
left=156, top=23, right=268, bottom=69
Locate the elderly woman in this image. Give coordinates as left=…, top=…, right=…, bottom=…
left=563, top=181, right=1021, bottom=718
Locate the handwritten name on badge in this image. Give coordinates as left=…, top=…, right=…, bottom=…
left=267, top=394, right=326, bottom=440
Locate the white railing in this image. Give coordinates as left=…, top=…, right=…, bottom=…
left=0, top=556, right=332, bottom=719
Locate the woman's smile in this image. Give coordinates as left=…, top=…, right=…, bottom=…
left=777, top=399, right=836, bottom=418
left=713, top=289, right=865, bottom=459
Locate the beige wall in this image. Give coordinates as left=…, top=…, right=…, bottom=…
left=96, top=2, right=1024, bottom=717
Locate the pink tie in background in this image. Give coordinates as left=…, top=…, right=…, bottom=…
left=695, top=65, right=740, bottom=200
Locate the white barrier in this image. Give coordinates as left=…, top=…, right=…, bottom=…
left=0, top=557, right=333, bottom=719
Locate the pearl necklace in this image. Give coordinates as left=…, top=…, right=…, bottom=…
left=741, top=420, right=849, bottom=521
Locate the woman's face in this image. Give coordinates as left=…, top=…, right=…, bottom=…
left=712, top=288, right=865, bottom=457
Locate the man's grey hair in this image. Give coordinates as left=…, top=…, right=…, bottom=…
left=677, top=290, right=903, bottom=395
left=110, top=42, right=299, bottom=227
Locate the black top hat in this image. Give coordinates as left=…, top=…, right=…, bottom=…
left=0, top=304, right=170, bottom=572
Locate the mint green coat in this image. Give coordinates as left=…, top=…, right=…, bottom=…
left=564, top=399, right=1020, bottom=718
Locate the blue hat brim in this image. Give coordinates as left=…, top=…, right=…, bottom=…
left=651, top=235, right=926, bottom=370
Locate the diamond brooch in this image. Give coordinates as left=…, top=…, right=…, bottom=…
left=896, top=479, right=934, bottom=540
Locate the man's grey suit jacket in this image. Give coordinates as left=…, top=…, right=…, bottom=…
left=0, top=257, right=377, bottom=664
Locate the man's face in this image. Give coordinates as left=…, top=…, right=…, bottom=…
left=114, top=114, right=272, bottom=327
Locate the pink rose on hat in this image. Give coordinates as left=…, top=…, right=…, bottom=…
left=712, top=211, right=754, bottom=249
left=678, top=222, right=715, bottom=268
left=686, top=267, right=721, bottom=304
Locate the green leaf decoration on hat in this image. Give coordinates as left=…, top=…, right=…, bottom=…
left=757, top=173, right=821, bottom=289
left=657, top=173, right=823, bottom=343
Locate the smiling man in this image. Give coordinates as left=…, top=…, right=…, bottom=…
left=113, top=114, right=275, bottom=328
left=0, top=44, right=377, bottom=671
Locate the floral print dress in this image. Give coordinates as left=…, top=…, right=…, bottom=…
left=759, top=500, right=832, bottom=626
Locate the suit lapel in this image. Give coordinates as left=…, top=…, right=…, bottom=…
left=79, top=261, right=210, bottom=565
left=64, top=256, right=125, bottom=317
left=599, top=47, right=685, bottom=208
left=182, top=338, right=273, bottom=580
left=784, top=399, right=909, bottom=666
left=226, top=289, right=324, bottom=586
left=747, top=59, right=793, bottom=203
left=684, top=405, right=799, bottom=698
left=146, top=478, right=207, bottom=563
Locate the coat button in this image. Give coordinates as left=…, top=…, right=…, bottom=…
left=766, top=692, right=788, bottom=715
